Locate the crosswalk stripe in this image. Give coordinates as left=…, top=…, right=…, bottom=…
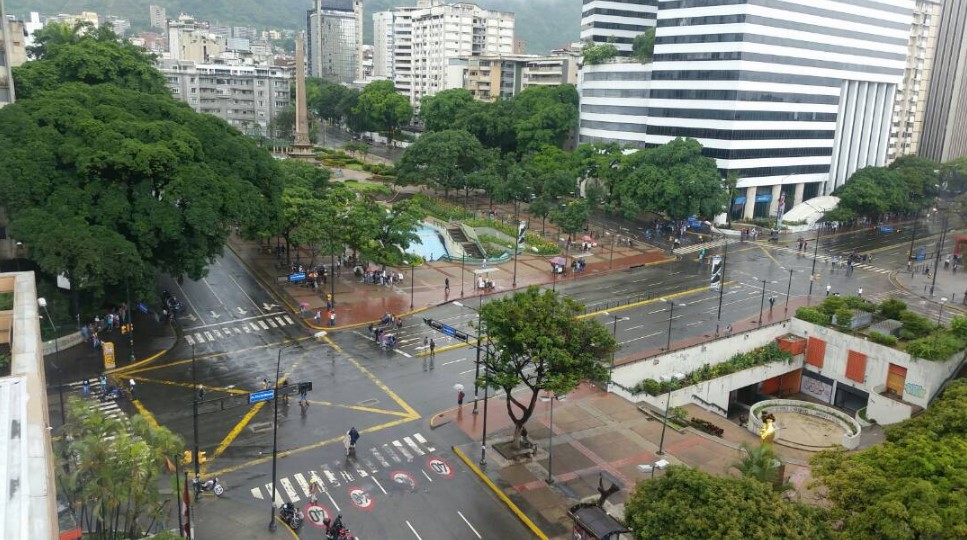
left=264, top=483, right=284, bottom=506
left=250, top=322, right=261, bottom=332
left=251, top=487, right=263, bottom=500
left=371, top=448, right=389, bottom=468
left=195, top=332, right=206, bottom=344
left=309, top=471, right=326, bottom=493
left=275, top=316, right=288, bottom=327
left=393, top=440, right=413, bottom=461
left=212, top=328, right=223, bottom=338
left=673, top=239, right=725, bottom=255
left=259, top=320, right=270, bottom=330
left=294, top=473, right=311, bottom=497
left=267, top=318, right=278, bottom=328
left=382, top=443, right=402, bottom=463
left=413, top=433, right=435, bottom=452
left=185, top=334, right=196, bottom=346
left=404, top=436, right=424, bottom=456
left=204, top=331, right=214, bottom=341
left=235, top=327, right=243, bottom=335
left=243, top=325, right=251, bottom=333
left=362, top=457, right=379, bottom=474
left=340, top=471, right=354, bottom=483
left=283, top=315, right=295, bottom=325
left=323, top=469, right=339, bottom=486
left=280, top=478, right=299, bottom=502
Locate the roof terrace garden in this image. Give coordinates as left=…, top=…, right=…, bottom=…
left=795, top=296, right=967, bottom=361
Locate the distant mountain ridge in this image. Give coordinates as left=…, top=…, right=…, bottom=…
left=6, top=0, right=581, bottom=54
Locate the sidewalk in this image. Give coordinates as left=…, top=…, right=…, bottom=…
left=893, top=263, right=967, bottom=311
left=227, top=225, right=670, bottom=330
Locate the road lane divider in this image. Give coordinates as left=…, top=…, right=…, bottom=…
left=452, top=446, right=548, bottom=540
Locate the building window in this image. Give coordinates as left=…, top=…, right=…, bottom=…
left=845, top=350, right=867, bottom=383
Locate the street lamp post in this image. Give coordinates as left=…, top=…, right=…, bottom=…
left=785, top=268, right=793, bottom=313
left=191, top=343, right=200, bottom=482
left=461, top=253, right=466, bottom=298
left=268, top=341, right=298, bottom=531
left=410, top=264, right=415, bottom=310
left=604, top=312, right=629, bottom=390
left=330, top=236, right=337, bottom=307
left=908, top=210, right=920, bottom=259
left=929, top=210, right=949, bottom=297
left=938, top=297, right=948, bottom=325
left=472, top=296, right=483, bottom=415
left=125, top=278, right=135, bottom=363
left=657, top=299, right=677, bottom=455
left=38, top=298, right=65, bottom=426
left=546, top=391, right=554, bottom=484
left=512, top=199, right=521, bottom=287
left=758, top=279, right=768, bottom=325
left=807, top=228, right=821, bottom=299
left=714, top=236, right=729, bottom=336
left=481, top=339, right=491, bottom=469
left=609, top=233, right=616, bottom=270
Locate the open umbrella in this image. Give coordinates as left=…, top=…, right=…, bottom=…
left=299, top=302, right=310, bottom=309
left=549, top=257, right=566, bottom=266
left=453, top=383, right=464, bottom=392
left=582, top=235, right=593, bottom=242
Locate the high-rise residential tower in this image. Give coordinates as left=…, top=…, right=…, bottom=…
left=373, top=11, right=395, bottom=78
left=307, top=0, right=363, bottom=84
left=580, top=0, right=658, bottom=56
left=919, top=0, right=967, bottom=162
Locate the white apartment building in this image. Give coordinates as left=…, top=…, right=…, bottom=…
left=373, top=11, right=395, bottom=78
left=307, top=0, right=363, bottom=84
left=888, top=0, right=942, bottom=162
left=580, top=0, right=658, bottom=56
left=159, top=59, right=292, bottom=134
left=374, top=1, right=514, bottom=107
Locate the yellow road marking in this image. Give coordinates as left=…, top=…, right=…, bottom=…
left=205, top=414, right=418, bottom=477
left=131, top=399, right=160, bottom=429
left=122, top=337, right=313, bottom=376
left=452, top=446, right=548, bottom=540
left=131, top=376, right=249, bottom=395
left=108, top=348, right=168, bottom=376
left=757, top=245, right=783, bottom=267
left=420, top=283, right=729, bottom=357
left=322, top=334, right=421, bottom=419
left=207, top=401, right=266, bottom=466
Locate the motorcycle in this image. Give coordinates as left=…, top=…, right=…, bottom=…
left=192, top=476, right=225, bottom=497
left=279, top=502, right=303, bottom=530
left=324, top=515, right=355, bottom=540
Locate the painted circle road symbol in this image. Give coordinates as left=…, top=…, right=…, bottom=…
left=391, top=471, right=418, bottom=491
left=426, top=456, right=454, bottom=479
left=348, top=487, right=374, bottom=511
left=304, top=503, right=331, bottom=529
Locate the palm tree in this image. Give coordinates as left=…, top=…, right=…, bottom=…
left=731, top=442, right=789, bottom=491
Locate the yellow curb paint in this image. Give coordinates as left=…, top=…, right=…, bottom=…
left=107, top=348, right=168, bottom=376
left=131, top=376, right=249, bottom=395
left=208, top=401, right=266, bottom=466
left=275, top=516, right=300, bottom=539
left=310, top=399, right=414, bottom=417
left=451, top=446, right=548, bottom=540
left=131, top=399, right=160, bottom=429
left=205, top=414, right=418, bottom=477
left=757, top=245, right=783, bottom=267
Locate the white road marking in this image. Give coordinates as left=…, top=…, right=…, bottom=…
left=225, top=271, right=265, bottom=314
left=624, top=324, right=643, bottom=331
left=459, top=368, right=476, bottom=375
left=413, top=433, right=435, bottom=452
left=325, top=491, right=340, bottom=512
left=185, top=334, right=196, bottom=346
left=421, top=469, right=433, bottom=482
left=442, top=357, right=466, bottom=366
left=362, top=458, right=379, bottom=474
left=182, top=312, right=286, bottom=331
left=267, top=318, right=278, bottom=328
left=280, top=477, right=299, bottom=501
left=620, top=331, right=661, bottom=345
left=323, top=469, right=339, bottom=486
left=406, top=520, right=423, bottom=540
left=274, top=316, right=287, bottom=327
left=194, top=333, right=206, bottom=344
left=202, top=277, right=229, bottom=316
left=340, top=471, right=354, bottom=483
left=265, top=483, right=284, bottom=506
left=294, top=473, right=311, bottom=497
left=404, top=437, right=424, bottom=456
left=250, top=322, right=261, bottom=332
left=647, top=308, right=665, bottom=314
left=382, top=444, right=402, bottom=463
left=212, top=328, right=222, bottom=338
left=371, top=448, right=390, bottom=468
left=243, top=325, right=251, bottom=333
left=235, top=327, right=243, bottom=335
left=397, top=350, right=413, bottom=358
left=309, top=471, right=326, bottom=493
left=173, top=280, right=207, bottom=325
left=258, top=320, right=270, bottom=330
left=204, top=331, right=214, bottom=341
left=283, top=315, right=295, bottom=325
left=458, top=511, right=482, bottom=539
left=372, top=476, right=387, bottom=495
left=251, top=487, right=263, bottom=500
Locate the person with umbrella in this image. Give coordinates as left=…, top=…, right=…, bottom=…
left=345, top=427, right=360, bottom=456
left=455, top=384, right=465, bottom=408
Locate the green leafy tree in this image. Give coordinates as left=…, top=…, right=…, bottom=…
left=353, top=80, right=413, bottom=143
left=942, top=156, right=967, bottom=194
left=631, top=28, right=656, bottom=62
left=625, top=467, right=833, bottom=540
left=0, top=36, right=283, bottom=300
left=581, top=39, right=619, bottom=65
left=811, top=380, right=967, bottom=539
left=15, top=23, right=166, bottom=99
left=60, top=397, right=183, bottom=539
left=613, top=138, right=725, bottom=219
left=888, top=156, right=939, bottom=209
left=396, top=130, right=487, bottom=198
left=551, top=198, right=590, bottom=240
left=419, top=88, right=476, bottom=132
left=479, top=287, right=615, bottom=447
left=731, top=442, right=785, bottom=489
left=833, top=166, right=910, bottom=220
left=511, top=85, right=579, bottom=154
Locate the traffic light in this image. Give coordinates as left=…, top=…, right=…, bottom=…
left=120, top=323, right=134, bottom=335
left=182, top=450, right=208, bottom=464
left=517, top=220, right=527, bottom=246
left=710, top=255, right=723, bottom=291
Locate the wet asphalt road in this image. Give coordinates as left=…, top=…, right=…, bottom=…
left=127, top=224, right=951, bottom=538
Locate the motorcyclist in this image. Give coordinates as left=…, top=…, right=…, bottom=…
left=279, top=502, right=295, bottom=523
left=324, top=514, right=346, bottom=538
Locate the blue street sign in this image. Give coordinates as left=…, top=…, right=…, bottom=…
left=289, top=272, right=306, bottom=282
left=879, top=226, right=894, bottom=233
left=137, top=302, right=150, bottom=314
left=249, top=389, right=275, bottom=404
left=441, top=324, right=456, bottom=337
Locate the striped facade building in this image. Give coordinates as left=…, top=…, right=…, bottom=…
left=919, top=0, right=967, bottom=163
left=581, top=0, right=658, bottom=55
left=578, top=0, right=915, bottom=220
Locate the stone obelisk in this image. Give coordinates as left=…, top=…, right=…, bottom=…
left=288, top=32, right=315, bottom=160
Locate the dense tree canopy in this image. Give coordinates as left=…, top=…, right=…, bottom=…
left=632, top=28, right=656, bottom=62
left=0, top=33, right=283, bottom=298
left=625, top=467, right=832, bottom=540
left=479, top=287, right=615, bottom=446
left=811, top=379, right=967, bottom=539
left=581, top=39, right=619, bottom=65
left=353, top=80, right=413, bottom=143
left=831, top=166, right=910, bottom=221
left=395, top=129, right=488, bottom=198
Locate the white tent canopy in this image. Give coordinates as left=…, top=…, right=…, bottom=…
left=782, top=196, right=840, bottom=230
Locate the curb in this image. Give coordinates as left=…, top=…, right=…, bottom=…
left=889, top=271, right=967, bottom=315
left=451, top=446, right=549, bottom=540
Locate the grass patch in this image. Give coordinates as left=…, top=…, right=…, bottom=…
left=410, top=194, right=473, bottom=221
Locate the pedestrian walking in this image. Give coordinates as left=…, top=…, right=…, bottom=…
left=346, top=427, right=360, bottom=456
left=262, top=377, right=269, bottom=390
left=128, top=379, right=137, bottom=400
left=857, top=287, right=863, bottom=298
left=826, top=284, right=832, bottom=296
left=329, top=310, right=336, bottom=327
left=769, top=297, right=776, bottom=311
left=314, top=310, right=322, bottom=324
left=429, top=339, right=436, bottom=357
left=725, top=324, right=733, bottom=338
left=457, top=389, right=465, bottom=407
left=82, top=379, right=90, bottom=398
left=99, top=374, right=108, bottom=395
left=907, top=260, right=912, bottom=272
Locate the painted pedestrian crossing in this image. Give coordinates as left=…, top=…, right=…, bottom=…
left=771, top=245, right=893, bottom=274
left=65, top=380, right=131, bottom=426
left=249, top=432, right=442, bottom=507
left=673, top=239, right=726, bottom=255
left=184, top=314, right=296, bottom=346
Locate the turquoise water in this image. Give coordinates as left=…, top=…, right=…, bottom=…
left=406, top=225, right=449, bottom=261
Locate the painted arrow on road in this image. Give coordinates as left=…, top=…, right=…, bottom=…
left=209, top=311, right=221, bottom=319
left=180, top=313, right=197, bottom=323
left=262, top=302, right=278, bottom=311
left=236, top=307, right=248, bottom=315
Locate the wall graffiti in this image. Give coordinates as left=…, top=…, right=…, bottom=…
left=904, top=382, right=926, bottom=398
